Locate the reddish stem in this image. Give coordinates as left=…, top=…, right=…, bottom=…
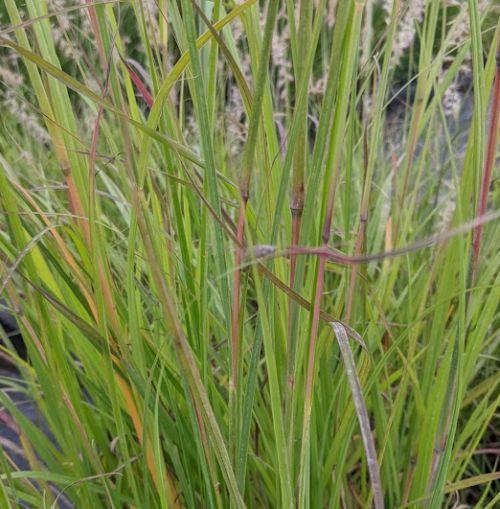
left=303, top=254, right=327, bottom=413
left=345, top=215, right=366, bottom=322
left=85, top=0, right=107, bottom=71
left=289, top=212, right=302, bottom=299
left=471, top=51, right=500, bottom=282
left=287, top=211, right=302, bottom=383
left=299, top=170, right=338, bottom=495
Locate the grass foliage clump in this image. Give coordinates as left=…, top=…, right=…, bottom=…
left=0, top=1, right=499, bottom=507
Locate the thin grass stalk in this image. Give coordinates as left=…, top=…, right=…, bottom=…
left=298, top=4, right=364, bottom=504
left=247, top=259, right=294, bottom=508
left=287, top=0, right=313, bottom=411
left=285, top=0, right=298, bottom=66
left=188, top=0, right=260, bottom=475
left=345, top=0, right=399, bottom=322
left=239, top=1, right=280, bottom=196
left=180, top=0, right=230, bottom=302
left=344, top=213, right=366, bottom=321
left=84, top=0, right=107, bottom=70
left=86, top=68, right=123, bottom=336
left=268, top=0, right=328, bottom=244
left=230, top=0, right=279, bottom=484
left=207, top=0, right=221, bottom=128
left=297, top=252, right=326, bottom=503
left=290, top=0, right=313, bottom=232
left=230, top=199, right=246, bottom=466
left=427, top=330, right=462, bottom=508
left=283, top=0, right=316, bottom=480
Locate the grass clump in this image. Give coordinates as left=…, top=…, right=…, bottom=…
left=0, top=1, right=499, bottom=507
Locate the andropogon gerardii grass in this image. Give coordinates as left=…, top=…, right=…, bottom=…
left=0, top=1, right=499, bottom=508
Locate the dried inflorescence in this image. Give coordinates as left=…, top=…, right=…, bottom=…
left=0, top=59, right=23, bottom=89
left=271, top=4, right=293, bottom=105
left=2, top=90, right=50, bottom=144
left=0, top=0, right=98, bottom=143
left=0, top=48, right=50, bottom=144
left=436, top=178, right=457, bottom=233
left=442, top=79, right=462, bottom=119
left=46, top=0, right=93, bottom=60
left=382, top=0, right=426, bottom=66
